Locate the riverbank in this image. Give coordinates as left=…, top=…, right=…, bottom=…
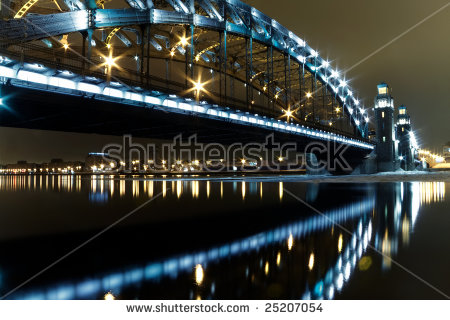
left=1, top=170, right=449, bottom=183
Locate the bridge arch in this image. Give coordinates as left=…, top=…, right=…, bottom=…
left=0, top=0, right=369, bottom=139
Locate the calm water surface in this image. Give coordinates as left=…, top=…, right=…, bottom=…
left=0, top=175, right=448, bottom=299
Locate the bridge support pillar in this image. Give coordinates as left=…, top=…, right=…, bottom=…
left=305, top=153, right=329, bottom=176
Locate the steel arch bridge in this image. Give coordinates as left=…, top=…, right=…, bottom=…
left=0, top=0, right=373, bottom=152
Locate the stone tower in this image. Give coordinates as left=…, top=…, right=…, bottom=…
left=374, top=82, right=398, bottom=172
left=396, top=105, right=414, bottom=170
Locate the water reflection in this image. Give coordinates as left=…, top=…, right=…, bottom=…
left=0, top=176, right=446, bottom=300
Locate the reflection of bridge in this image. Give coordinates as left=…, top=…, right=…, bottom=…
left=0, top=0, right=373, bottom=166
left=0, top=178, right=445, bottom=299
left=7, top=181, right=375, bottom=299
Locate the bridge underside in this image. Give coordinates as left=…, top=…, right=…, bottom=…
left=0, top=84, right=371, bottom=172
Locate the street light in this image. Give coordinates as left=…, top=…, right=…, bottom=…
left=180, top=36, right=189, bottom=47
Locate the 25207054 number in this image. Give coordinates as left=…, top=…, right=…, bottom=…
left=264, top=303, right=323, bottom=313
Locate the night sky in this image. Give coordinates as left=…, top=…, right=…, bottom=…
left=0, top=0, right=448, bottom=163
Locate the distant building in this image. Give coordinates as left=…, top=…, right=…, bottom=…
left=4, top=161, right=39, bottom=173
left=444, top=142, right=450, bottom=162
left=85, top=152, right=115, bottom=172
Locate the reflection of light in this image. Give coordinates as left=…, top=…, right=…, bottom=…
left=206, top=181, right=210, bottom=198
left=402, top=216, right=410, bottom=245
left=148, top=181, right=153, bottom=197
left=259, top=182, right=263, bottom=199
left=327, top=285, right=335, bottom=300
left=358, top=256, right=372, bottom=271
left=419, top=182, right=446, bottom=205
left=287, top=234, right=294, bottom=251
left=195, top=264, right=204, bottom=285
left=191, top=181, right=199, bottom=198
left=381, top=230, right=392, bottom=269
left=308, top=253, right=315, bottom=270
left=344, top=262, right=351, bottom=280
left=104, top=292, right=115, bottom=300
left=220, top=181, right=223, bottom=198
left=338, top=234, right=343, bottom=252
left=279, top=182, right=283, bottom=200
left=276, top=252, right=281, bottom=266
left=241, top=181, right=246, bottom=199
left=14, top=199, right=374, bottom=300
left=162, top=180, right=166, bottom=198
left=336, top=272, right=344, bottom=291
left=176, top=180, right=182, bottom=198
left=264, top=261, right=269, bottom=275
left=132, top=180, right=139, bottom=197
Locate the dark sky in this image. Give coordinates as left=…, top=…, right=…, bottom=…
left=1, top=0, right=449, bottom=163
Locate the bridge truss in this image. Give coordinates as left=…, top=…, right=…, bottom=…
left=0, top=0, right=371, bottom=141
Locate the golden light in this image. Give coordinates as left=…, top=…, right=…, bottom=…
left=241, top=159, right=246, bottom=164
left=104, top=292, right=115, bottom=300
left=193, top=80, right=204, bottom=93
left=276, top=252, right=281, bottom=266
left=264, top=261, right=269, bottom=275
left=110, top=162, right=115, bottom=168
left=180, top=35, right=189, bottom=47
left=306, top=92, right=312, bottom=98
left=287, top=234, right=294, bottom=250
left=358, top=256, right=372, bottom=271
left=105, top=55, right=116, bottom=68
left=308, top=253, right=315, bottom=270
left=279, top=181, right=283, bottom=200
left=338, top=234, right=343, bottom=252
left=281, top=105, right=299, bottom=122
left=278, top=156, right=283, bottom=162
left=106, top=43, right=111, bottom=49
left=63, top=43, right=69, bottom=50
left=195, top=264, right=204, bottom=285
left=335, top=107, right=341, bottom=112
left=329, top=121, right=333, bottom=126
